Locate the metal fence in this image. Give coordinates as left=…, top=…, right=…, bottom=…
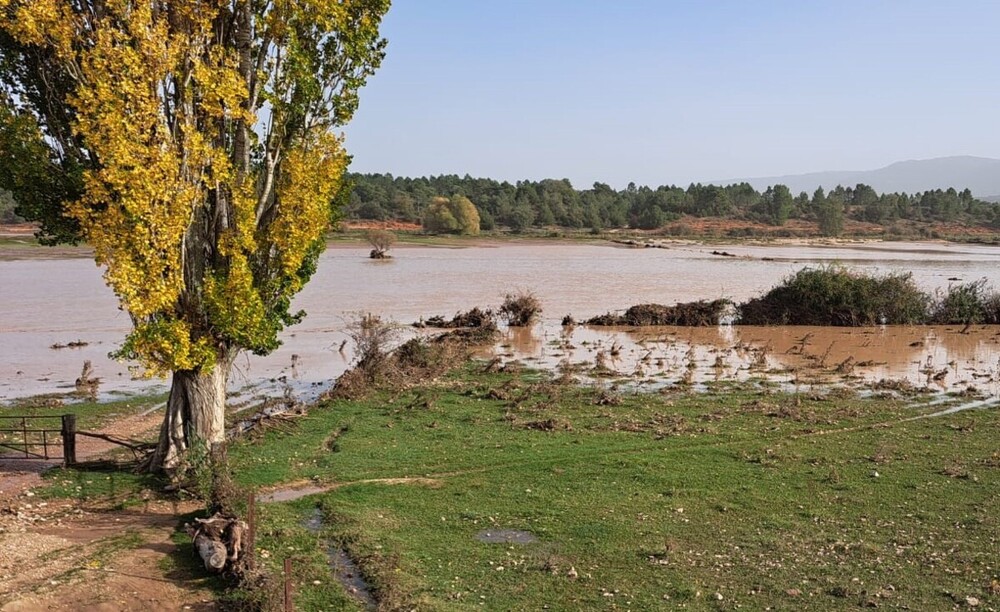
left=0, top=414, right=76, bottom=465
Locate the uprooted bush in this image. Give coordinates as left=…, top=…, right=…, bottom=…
left=499, top=291, right=542, bottom=326
left=348, top=313, right=399, bottom=379
left=738, top=266, right=929, bottom=326
left=587, top=300, right=732, bottom=326
left=329, top=314, right=499, bottom=399
left=413, top=307, right=495, bottom=329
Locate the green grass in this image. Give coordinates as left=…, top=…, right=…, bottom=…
left=37, top=465, right=164, bottom=502
left=1, top=391, right=166, bottom=432
left=229, top=363, right=1000, bottom=610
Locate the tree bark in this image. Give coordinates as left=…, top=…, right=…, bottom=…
left=150, top=358, right=233, bottom=473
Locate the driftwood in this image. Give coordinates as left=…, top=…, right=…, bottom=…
left=413, top=307, right=494, bottom=329
left=74, top=431, right=155, bottom=460
left=587, top=300, right=732, bottom=327
left=75, top=360, right=100, bottom=395
left=185, top=513, right=247, bottom=572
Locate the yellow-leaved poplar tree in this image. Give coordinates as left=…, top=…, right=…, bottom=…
left=0, top=0, right=389, bottom=472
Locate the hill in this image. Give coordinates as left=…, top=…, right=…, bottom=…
left=714, top=156, right=1000, bottom=197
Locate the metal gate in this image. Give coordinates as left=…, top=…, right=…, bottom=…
left=0, top=414, right=76, bottom=465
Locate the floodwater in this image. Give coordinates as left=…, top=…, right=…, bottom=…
left=3, top=240, right=1000, bottom=403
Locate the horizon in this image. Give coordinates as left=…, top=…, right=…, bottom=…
left=346, top=154, right=1000, bottom=194
left=343, top=2, right=1000, bottom=189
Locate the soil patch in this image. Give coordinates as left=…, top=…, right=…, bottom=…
left=0, top=499, right=215, bottom=611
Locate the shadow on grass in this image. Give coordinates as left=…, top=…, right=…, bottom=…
left=39, top=460, right=165, bottom=507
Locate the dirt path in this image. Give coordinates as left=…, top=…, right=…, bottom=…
left=0, top=408, right=165, bottom=504
left=0, top=408, right=220, bottom=610
left=0, top=499, right=217, bottom=611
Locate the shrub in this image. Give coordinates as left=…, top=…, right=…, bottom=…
left=930, top=280, right=1000, bottom=324
left=738, top=266, right=929, bottom=326
left=365, top=229, right=396, bottom=259
left=347, top=313, right=399, bottom=380
left=587, top=300, right=732, bottom=326
left=499, top=291, right=542, bottom=326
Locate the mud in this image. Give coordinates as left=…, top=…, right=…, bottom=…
left=303, top=508, right=377, bottom=611
left=0, top=500, right=215, bottom=611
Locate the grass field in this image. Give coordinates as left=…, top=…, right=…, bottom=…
left=226, top=364, right=999, bottom=610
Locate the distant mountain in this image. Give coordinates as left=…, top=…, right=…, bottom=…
left=713, top=156, right=1000, bottom=197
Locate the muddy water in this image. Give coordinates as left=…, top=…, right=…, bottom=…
left=3, top=240, right=1000, bottom=402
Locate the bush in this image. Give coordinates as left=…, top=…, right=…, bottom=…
left=365, top=229, right=396, bottom=259
left=347, top=313, right=399, bottom=379
left=499, top=291, right=542, bottom=326
left=587, top=300, right=732, bottom=326
left=738, top=266, right=929, bottom=326
left=930, top=280, right=1000, bottom=324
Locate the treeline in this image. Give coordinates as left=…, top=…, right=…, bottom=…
left=346, top=173, right=1000, bottom=235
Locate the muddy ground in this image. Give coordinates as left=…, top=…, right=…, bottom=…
left=0, top=409, right=217, bottom=611
left=0, top=499, right=215, bottom=611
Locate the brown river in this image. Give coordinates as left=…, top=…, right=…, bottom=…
left=3, top=239, right=1000, bottom=404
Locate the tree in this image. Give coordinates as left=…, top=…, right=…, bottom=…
left=0, top=188, right=19, bottom=223
left=450, top=194, right=481, bottom=235
left=365, top=229, right=396, bottom=259
left=0, top=0, right=389, bottom=472
left=813, top=187, right=844, bottom=237
left=760, top=184, right=793, bottom=226
left=423, top=197, right=459, bottom=233
left=422, top=195, right=480, bottom=235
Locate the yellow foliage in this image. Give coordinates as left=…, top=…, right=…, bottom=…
left=268, top=132, right=348, bottom=284
left=3, top=0, right=387, bottom=375
left=121, top=317, right=217, bottom=377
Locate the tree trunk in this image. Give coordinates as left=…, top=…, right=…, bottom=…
left=149, top=359, right=232, bottom=473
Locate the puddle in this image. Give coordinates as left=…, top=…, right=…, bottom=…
left=257, top=484, right=331, bottom=503
left=475, top=529, right=538, bottom=544
left=924, top=396, right=1000, bottom=418
left=303, top=508, right=377, bottom=611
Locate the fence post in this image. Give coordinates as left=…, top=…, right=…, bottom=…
left=284, top=557, right=293, bottom=611
left=61, top=414, right=77, bottom=466
left=246, top=489, right=257, bottom=573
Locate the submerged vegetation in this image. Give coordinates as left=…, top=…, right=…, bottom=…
left=587, top=266, right=1000, bottom=328
left=499, top=291, right=543, bottom=327
left=738, top=267, right=930, bottom=326
left=588, top=300, right=732, bottom=327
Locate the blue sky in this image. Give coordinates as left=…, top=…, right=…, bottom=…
left=343, top=1, right=1000, bottom=188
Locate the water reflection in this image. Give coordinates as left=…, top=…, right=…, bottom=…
left=491, top=323, right=1000, bottom=395
left=5, top=241, right=1000, bottom=402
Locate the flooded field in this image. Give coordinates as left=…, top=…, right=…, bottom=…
left=3, top=239, right=1000, bottom=403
